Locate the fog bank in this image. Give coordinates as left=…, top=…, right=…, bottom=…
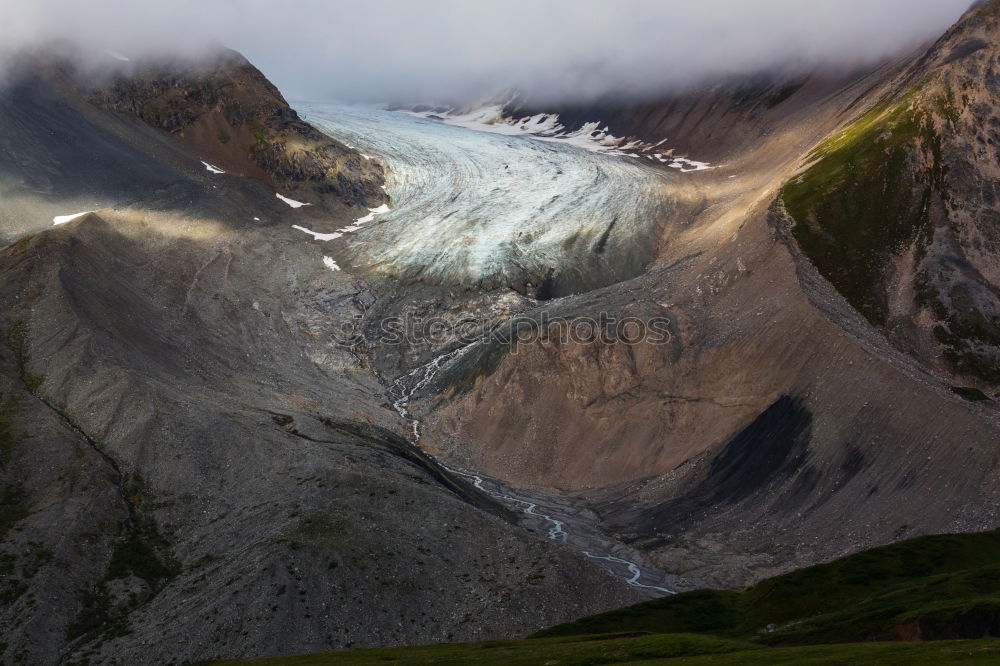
left=0, top=0, right=973, bottom=103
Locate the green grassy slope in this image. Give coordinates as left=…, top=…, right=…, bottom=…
left=205, top=530, right=1000, bottom=665
left=539, top=529, right=1000, bottom=644
left=206, top=636, right=1000, bottom=666
left=782, top=90, right=944, bottom=326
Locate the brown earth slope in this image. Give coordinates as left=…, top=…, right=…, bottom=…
left=82, top=48, right=388, bottom=212
left=0, top=46, right=386, bottom=244
left=784, top=0, right=1000, bottom=389
left=417, top=3, right=1000, bottom=589
left=4, top=4, right=1000, bottom=663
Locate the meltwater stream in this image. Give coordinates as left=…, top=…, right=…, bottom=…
left=388, top=348, right=675, bottom=597
left=299, top=103, right=678, bottom=597
left=297, top=104, right=676, bottom=295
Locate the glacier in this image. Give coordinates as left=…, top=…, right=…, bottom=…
left=299, top=104, right=682, bottom=297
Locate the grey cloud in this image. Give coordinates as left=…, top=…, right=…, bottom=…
left=0, top=0, right=973, bottom=103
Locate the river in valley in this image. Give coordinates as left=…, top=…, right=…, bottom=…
left=297, top=103, right=683, bottom=598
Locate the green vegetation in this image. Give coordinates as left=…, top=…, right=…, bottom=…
left=7, top=323, right=44, bottom=392
left=534, top=589, right=742, bottom=638
left=779, top=24, right=1000, bottom=385
left=0, top=398, right=18, bottom=469
left=281, top=512, right=357, bottom=550
left=0, top=542, right=51, bottom=606
left=67, top=496, right=179, bottom=641
left=0, top=483, right=28, bottom=543
left=783, top=91, right=945, bottom=325
left=106, top=512, right=180, bottom=584
left=246, top=118, right=270, bottom=158
left=206, top=633, right=758, bottom=665
left=203, top=637, right=1000, bottom=665
left=0, top=551, right=21, bottom=605
left=203, top=530, right=1000, bottom=665
left=973, top=0, right=1000, bottom=19
left=781, top=83, right=1000, bottom=384
left=951, top=386, right=992, bottom=402
left=0, top=398, right=28, bottom=540
left=543, top=529, right=1000, bottom=644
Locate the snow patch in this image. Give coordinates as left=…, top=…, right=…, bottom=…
left=53, top=211, right=92, bottom=225
left=341, top=203, right=390, bottom=228
left=291, top=203, right=391, bottom=251
left=401, top=104, right=715, bottom=169
left=106, top=50, right=130, bottom=62
left=202, top=161, right=225, bottom=174
left=276, top=193, right=311, bottom=208
left=292, top=225, right=343, bottom=242
left=323, top=256, right=341, bottom=271
left=665, top=157, right=714, bottom=172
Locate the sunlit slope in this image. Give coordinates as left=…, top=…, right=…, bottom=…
left=784, top=0, right=1000, bottom=387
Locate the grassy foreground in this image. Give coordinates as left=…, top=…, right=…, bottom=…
left=537, top=530, right=1000, bottom=645
left=206, top=635, right=1000, bottom=665
left=206, top=530, right=1000, bottom=664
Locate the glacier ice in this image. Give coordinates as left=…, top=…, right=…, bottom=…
left=299, top=104, right=679, bottom=295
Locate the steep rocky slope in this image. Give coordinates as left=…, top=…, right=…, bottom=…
left=200, top=528, right=1000, bottom=664
left=0, top=47, right=386, bottom=245
left=409, top=2, right=1000, bottom=589
left=506, top=68, right=879, bottom=164
left=5, top=4, right=1000, bottom=664
left=784, top=0, right=1000, bottom=389
left=82, top=48, right=387, bottom=212
left=0, top=53, right=640, bottom=666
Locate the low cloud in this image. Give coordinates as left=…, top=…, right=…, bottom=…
left=1, top=0, right=973, bottom=103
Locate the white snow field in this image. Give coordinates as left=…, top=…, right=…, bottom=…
left=53, top=211, right=93, bottom=225
left=276, top=193, right=311, bottom=208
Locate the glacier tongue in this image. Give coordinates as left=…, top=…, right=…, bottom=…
left=298, top=104, right=679, bottom=296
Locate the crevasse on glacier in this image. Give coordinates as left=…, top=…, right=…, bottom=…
left=299, top=104, right=679, bottom=296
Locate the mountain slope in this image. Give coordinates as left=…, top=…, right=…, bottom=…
left=413, top=2, right=1000, bottom=590
left=538, top=528, right=1000, bottom=643
left=0, top=52, right=641, bottom=666
left=4, top=4, right=1000, bottom=664
left=202, top=530, right=1000, bottom=663
left=205, top=637, right=1000, bottom=666
left=784, top=0, right=1000, bottom=387
left=0, top=47, right=386, bottom=245
left=83, top=48, right=387, bottom=211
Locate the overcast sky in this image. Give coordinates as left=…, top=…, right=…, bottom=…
left=0, top=0, right=974, bottom=103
